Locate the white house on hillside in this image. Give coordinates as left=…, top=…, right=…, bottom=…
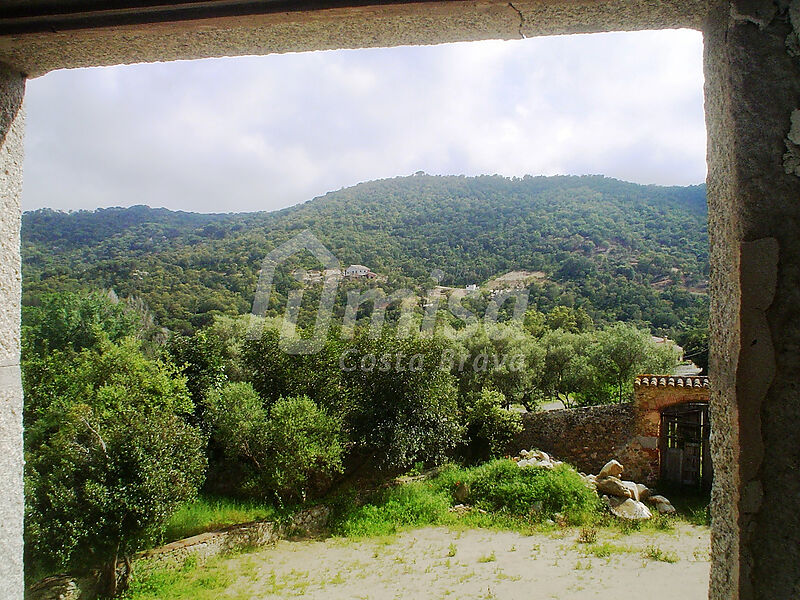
left=345, top=264, right=374, bottom=278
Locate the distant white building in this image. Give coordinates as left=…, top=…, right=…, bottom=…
left=465, top=284, right=478, bottom=291
left=345, top=264, right=375, bottom=278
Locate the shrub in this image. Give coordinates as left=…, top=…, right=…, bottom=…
left=264, top=396, right=345, bottom=500
left=437, top=459, right=600, bottom=523
left=205, top=384, right=344, bottom=502
left=462, top=388, right=522, bottom=461
left=204, top=382, right=268, bottom=469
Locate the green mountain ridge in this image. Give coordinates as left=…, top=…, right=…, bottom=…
left=22, top=174, right=709, bottom=335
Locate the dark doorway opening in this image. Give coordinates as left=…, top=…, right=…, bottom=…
left=660, top=402, right=712, bottom=490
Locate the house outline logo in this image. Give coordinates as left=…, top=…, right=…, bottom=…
left=249, top=230, right=340, bottom=354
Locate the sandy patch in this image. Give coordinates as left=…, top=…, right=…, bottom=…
left=223, top=525, right=710, bottom=600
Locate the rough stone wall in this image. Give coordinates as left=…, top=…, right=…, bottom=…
left=514, top=377, right=710, bottom=485
left=137, top=521, right=281, bottom=570
left=0, top=1, right=798, bottom=598
left=513, top=403, right=639, bottom=476
left=131, top=505, right=328, bottom=570
left=0, top=63, right=25, bottom=600
left=704, top=2, right=800, bottom=599
left=0, top=0, right=707, bottom=78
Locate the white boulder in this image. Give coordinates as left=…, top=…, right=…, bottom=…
left=598, top=459, right=624, bottom=478
left=606, top=497, right=653, bottom=521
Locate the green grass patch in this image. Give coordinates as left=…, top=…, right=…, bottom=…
left=163, top=496, right=280, bottom=543
left=642, top=545, right=680, bottom=563
left=326, top=459, right=602, bottom=538
left=122, top=555, right=244, bottom=600
left=579, top=541, right=633, bottom=558
left=327, top=483, right=452, bottom=537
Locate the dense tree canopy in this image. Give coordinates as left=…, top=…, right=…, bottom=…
left=22, top=174, right=708, bottom=337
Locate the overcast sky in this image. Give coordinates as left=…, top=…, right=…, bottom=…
left=22, top=29, right=705, bottom=214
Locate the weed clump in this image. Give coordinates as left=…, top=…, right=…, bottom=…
left=642, top=545, right=679, bottom=563
left=577, top=527, right=597, bottom=544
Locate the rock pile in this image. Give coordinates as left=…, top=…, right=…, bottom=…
left=584, top=458, right=676, bottom=520
left=513, top=449, right=676, bottom=521
left=515, top=449, right=564, bottom=470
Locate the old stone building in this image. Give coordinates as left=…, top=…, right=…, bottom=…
left=515, top=375, right=711, bottom=487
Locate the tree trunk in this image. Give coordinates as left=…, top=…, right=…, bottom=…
left=101, top=550, right=132, bottom=597
left=101, top=555, right=118, bottom=598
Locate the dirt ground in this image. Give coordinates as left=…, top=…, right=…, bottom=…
left=222, top=524, right=710, bottom=599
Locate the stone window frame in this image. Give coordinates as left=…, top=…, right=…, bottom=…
left=1, top=1, right=799, bottom=599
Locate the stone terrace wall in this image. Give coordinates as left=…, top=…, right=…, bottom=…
left=513, top=376, right=711, bottom=485
left=512, top=403, right=637, bottom=477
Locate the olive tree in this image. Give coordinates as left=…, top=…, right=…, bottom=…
left=24, top=339, right=206, bottom=597
left=590, top=323, right=681, bottom=403
left=205, top=383, right=344, bottom=502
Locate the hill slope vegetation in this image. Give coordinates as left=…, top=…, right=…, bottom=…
left=22, top=174, right=708, bottom=335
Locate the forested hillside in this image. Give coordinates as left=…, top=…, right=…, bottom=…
left=22, top=174, right=708, bottom=335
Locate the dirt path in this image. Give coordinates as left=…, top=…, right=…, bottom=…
left=222, top=524, right=710, bottom=599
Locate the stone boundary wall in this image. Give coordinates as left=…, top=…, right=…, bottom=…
left=27, top=506, right=330, bottom=600
left=136, top=520, right=281, bottom=569
left=138, top=504, right=328, bottom=569
left=512, top=403, right=637, bottom=478
left=513, top=377, right=711, bottom=485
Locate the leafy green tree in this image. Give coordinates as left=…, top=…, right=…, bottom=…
left=590, top=323, right=679, bottom=403
left=448, top=322, right=544, bottom=409
left=462, top=388, right=522, bottom=461
left=22, top=291, right=138, bottom=357
left=676, top=326, right=709, bottom=375
left=206, top=314, right=258, bottom=381
left=535, top=330, right=595, bottom=408
left=24, top=339, right=206, bottom=597
left=522, top=308, right=546, bottom=337
left=205, top=383, right=344, bottom=502
left=545, top=305, right=594, bottom=333
left=242, top=323, right=346, bottom=412
left=167, top=329, right=227, bottom=423
left=340, top=332, right=462, bottom=470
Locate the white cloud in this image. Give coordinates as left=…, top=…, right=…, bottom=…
left=22, top=29, right=705, bottom=214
